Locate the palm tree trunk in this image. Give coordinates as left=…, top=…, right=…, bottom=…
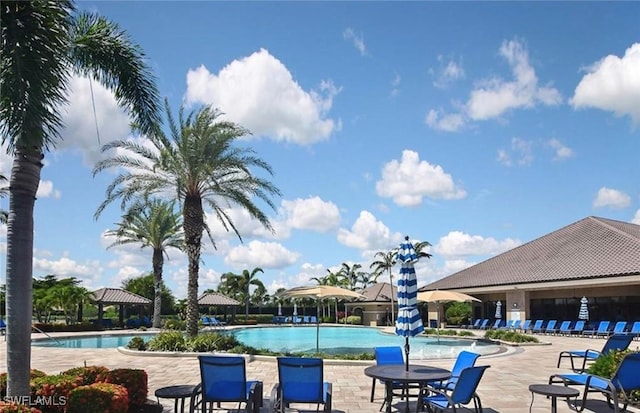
left=152, top=248, right=163, bottom=328
left=6, top=148, right=42, bottom=397
left=183, top=195, right=203, bottom=337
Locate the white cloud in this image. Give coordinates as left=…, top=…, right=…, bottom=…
left=59, top=76, right=132, bottom=165
left=593, top=187, right=631, bottom=209
left=571, top=43, right=640, bottom=124
left=205, top=206, right=289, bottom=242
left=435, top=231, right=521, bottom=259
left=36, top=180, right=61, bottom=199
left=33, top=255, right=103, bottom=287
left=376, top=150, right=466, bottom=206
left=343, top=28, right=368, bottom=56
left=432, top=56, right=465, bottom=89
left=336, top=210, right=402, bottom=251
left=185, top=49, right=340, bottom=145
left=632, top=210, right=640, bottom=225
left=425, top=109, right=466, bottom=132
left=280, top=196, right=341, bottom=232
left=548, top=138, right=574, bottom=160
left=427, top=39, right=561, bottom=132
left=225, top=240, right=299, bottom=269
left=497, top=138, right=533, bottom=167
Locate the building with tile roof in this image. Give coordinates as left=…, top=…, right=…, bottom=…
left=420, top=216, right=640, bottom=326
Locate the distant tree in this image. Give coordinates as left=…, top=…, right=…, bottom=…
left=414, top=240, right=433, bottom=259
left=105, top=198, right=183, bottom=327
left=338, top=263, right=364, bottom=291
left=121, top=273, right=176, bottom=316
left=370, top=249, right=398, bottom=323
left=32, top=276, right=88, bottom=324
left=93, top=101, right=281, bottom=337
left=220, top=268, right=265, bottom=321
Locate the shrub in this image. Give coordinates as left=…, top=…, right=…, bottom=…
left=187, top=333, right=224, bottom=352
left=484, top=329, right=538, bottom=343
left=99, top=369, right=147, bottom=407
left=67, top=383, right=128, bottom=413
left=162, top=318, right=185, bottom=331
left=0, top=370, right=47, bottom=399
left=126, top=336, right=148, bottom=351
left=588, top=350, right=640, bottom=404
left=457, top=330, right=476, bottom=337
left=0, top=402, right=43, bottom=413
left=146, top=331, right=186, bottom=352
left=31, top=374, right=83, bottom=413
left=445, top=302, right=472, bottom=325
left=61, top=366, right=109, bottom=385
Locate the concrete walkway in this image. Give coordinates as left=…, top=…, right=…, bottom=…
left=1, top=329, right=639, bottom=413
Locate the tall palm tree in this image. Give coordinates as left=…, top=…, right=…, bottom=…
left=338, top=262, right=363, bottom=291
left=104, top=198, right=183, bottom=328
left=414, top=240, right=433, bottom=259
left=93, top=102, right=281, bottom=336
left=239, top=268, right=265, bottom=321
left=1, top=1, right=160, bottom=397
left=0, top=174, right=8, bottom=224
left=370, top=249, right=398, bottom=324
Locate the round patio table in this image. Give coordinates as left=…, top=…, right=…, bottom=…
left=155, top=384, right=199, bottom=413
left=364, top=364, right=450, bottom=413
left=529, top=384, right=579, bottom=413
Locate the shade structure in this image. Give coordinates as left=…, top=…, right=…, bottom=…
left=197, top=292, right=241, bottom=306
left=280, top=285, right=365, bottom=352
left=416, top=290, right=481, bottom=341
left=495, top=301, right=502, bottom=319
left=395, top=237, right=424, bottom=371
left=579, top=296, right=589, bottom=320
left=91, top=288, right=152, bottom=327
left=293, top=302, right=298, bottom=316
left=278, top=302, right=282, bottom=316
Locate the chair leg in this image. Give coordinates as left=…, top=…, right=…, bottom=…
left=371, top=378, right=376, bottom=402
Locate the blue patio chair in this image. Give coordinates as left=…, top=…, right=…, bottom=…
left=556, top=334, right=634, bottom=372
left=544, top=320, right=558, bottom=334
left=210, top=317, right=226, bottom=327
left=531, top=319, right=545, bottom=334
left=582, top=320, right=610, bottom=337
left=477, top=319, right=489, bottom=330
left=550, top=352, right=640, bottom=412
left=465, top=319, right=481, bottom=329
left=557, top=321, right=572, bottom=335
left=191, top=355, right=263, bottom=413
left=200, top=315, right=211, bottom=327
left=489, top=319, right=502, bottom=329
left=270, top=357, right=331, bottom=413
left=499, top=320, right=515, bottom=330
left=626, top=321, right=640, bottom=338
left=370, top=346, right=412, bottom=405
left=302, top=315, right=310, bottom=324
left=429, top=350, right=481, bottom=392
left=0, top=319, right=5, bottom=335
left=509, top=319, right=522, bottom=331
left=417, top=365, right=490, bottom=413
left=571, top=320, right=585, bottom=335
left=611, top=321, right=627, bottom=335
left=519, top=319, right=531, bottom=332
left=310, top=316, right=318, bottom=324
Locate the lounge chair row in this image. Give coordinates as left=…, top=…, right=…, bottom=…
left=551, top=333, right=640, bottom=412
left=272, top=315, right=318, bottom=324
left=467, top=318, right=640, bottom=337
left=200, top=316, right=226, bottom=327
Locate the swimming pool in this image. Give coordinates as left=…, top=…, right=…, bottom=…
left=32, top=327, right=501, bottom=359
left=32, top=334, right=154, bottom=349
left=232, top=326, right=500, bottom=359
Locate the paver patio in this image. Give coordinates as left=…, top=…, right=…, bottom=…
left=1, top=329, right=639, bottom=412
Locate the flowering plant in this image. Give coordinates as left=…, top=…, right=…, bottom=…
left=60, top=366, right=109, bottom=386
left=30, top=374, right=83, bottom=413
left=67, top=383, right=128, bottom=413
left=0, top=401, right=43, bottom=413
left=99, top=369, right=148, bottom=407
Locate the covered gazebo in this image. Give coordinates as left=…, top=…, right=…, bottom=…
left=90, top=287, right=151, bottom=328
left=198, top=292, right=240, bottom=322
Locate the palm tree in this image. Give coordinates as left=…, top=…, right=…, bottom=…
left=370, top=249, right=398, bottom=324
left=239, top=268, right=265, bottom=321
left=93, top=103, right=281, bottom=336
left=0, top=174, right=8, bottom=224
left=338, top=262, right=364, bottom=291
left=104, top=198, right=183, bottom=328
left=1, top=1, right=160, bottom=397
left=414, top=240, right=433, bottom=259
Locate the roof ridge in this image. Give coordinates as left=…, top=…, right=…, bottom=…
left=590, top=215, right=640, bottom=243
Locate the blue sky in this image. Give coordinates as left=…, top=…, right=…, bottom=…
left=2, top=2, right=640, bottom=299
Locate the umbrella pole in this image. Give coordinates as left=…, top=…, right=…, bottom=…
left=316, top=301, right=320, bottom=353
left=404, top=337, right=410, bottom=371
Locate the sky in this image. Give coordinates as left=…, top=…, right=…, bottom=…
left=2, top=1, right=640, bottom=300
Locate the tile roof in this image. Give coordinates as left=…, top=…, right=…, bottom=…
left=359, top=282, right=397, bottom=302
left=90, top=288, right=152, bottom=305
left=198, top=292, right=241, bottom=306
left=423, top=216, right=640, bottom=290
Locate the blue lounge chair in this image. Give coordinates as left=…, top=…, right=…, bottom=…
left=583, top=320, right=610, bottom=337
left=310, top=316, right=318, bottom=324
left=611, top=321, right=627, bottom=335
left=571, top=320, right=585, bottom=335
left=550, top=352, right=640, bottom=412
left=557, top=334, right=634, bottom=372
left=0, top=319, right=7, bottom=335
left=302, top=315, right=310, bottom=324
left=271, top=357, right=332, bottom=413
left=489, top=319, right=502, bottom=329
left=544, top=320, right=558, bottom=334
left=531, top=319, right=545, bottom=334
left=429, top=350, right=481, bottom=392
left=417, top=365, right=490, bottom=413
left=626, top=321, right=640, bottom=338
left=467, top=319, right=482, bottom=329
left=210, top=317, right=226, bottom=327
left=557, top=321, right=572, bottom=335
left=200, top=315, right=211, bottom=327
left=509, top=319, right=522, bottom=331
left=191, top=355, right=263, bottom=413
left=499, top=320, right=515, bottom=330
left=519, top=319, right=531, bottom=332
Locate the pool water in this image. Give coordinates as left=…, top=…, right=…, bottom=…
left=232, top=326, right=500, bottom=359
left=32, top=334, right=154, bottom=349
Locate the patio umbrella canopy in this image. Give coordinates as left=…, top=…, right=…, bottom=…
left=495, top=300, right=502, bottom=319
left=280, top=285, right=365, bottom=352
left=416, top=290, right=481, bottom=340
left=579, top=296, right=589, bottom=320
left=395, top=236, right=424, bottom=371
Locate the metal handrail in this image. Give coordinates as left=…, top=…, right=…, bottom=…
left=32, top=324, right=62, bottom=345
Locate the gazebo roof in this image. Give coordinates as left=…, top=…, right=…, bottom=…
left=198, top=292, right=241, bottom=306
left=90, top=287, right=151, bottom=305
left=358, top=282, right=397, bottom=303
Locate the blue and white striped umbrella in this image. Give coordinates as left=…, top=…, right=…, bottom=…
left=579, top=296, right=589, bottom=320
left=395, top=237, right=424, bottom=370
left=495, top=301, right=502, bottom=319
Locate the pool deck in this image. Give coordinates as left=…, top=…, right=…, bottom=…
left=2, top=327, right=639, bottom=413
